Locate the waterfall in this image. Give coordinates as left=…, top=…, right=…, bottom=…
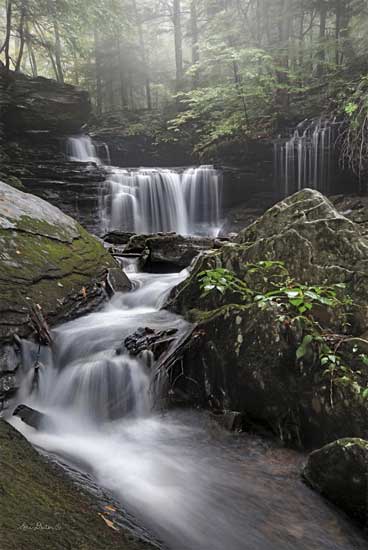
left=66, top=135, right=101, bottom=164
left=101, top=165, right=222, bottom=236
left=274, top=119, right=338, bottom=197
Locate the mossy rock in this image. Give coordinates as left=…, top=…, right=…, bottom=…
left=303, top=438, right=368, bottom=524
left=168, top=189, right=368, bottom=332
left=0, top=180, right=117, bottom=344
left=0, top=420, right=155, bottom=550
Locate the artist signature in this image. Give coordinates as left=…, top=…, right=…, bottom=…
left=17, top=522, right=62, bottom=531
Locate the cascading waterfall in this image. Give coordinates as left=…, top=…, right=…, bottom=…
left=274, top=119, right=338, bottom=197
left=66, top=135, right=222, bottom=237
left=66, top=135, right=101, bottom=164
left=101, top=166, right=222, bottom=236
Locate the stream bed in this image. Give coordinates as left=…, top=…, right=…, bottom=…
left=10, top=268, right=368, bottom=550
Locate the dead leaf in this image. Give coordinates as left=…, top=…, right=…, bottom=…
left=104, top=505, right=116, bottom=513
left=81, top=287, right=87, bottom=299
left=98, top=513, right=119, bottom=531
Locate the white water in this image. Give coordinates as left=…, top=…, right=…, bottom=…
left=274, top=119, right=338, bottom=197
left=101, top=166, right=222, bottom=236
left=9, top=267, right=368, bottom=550
left=66, top=134, right=222, bottom=237
left=66, top=135, right=101, bottom=164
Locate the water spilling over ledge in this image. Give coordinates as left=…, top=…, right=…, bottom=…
left=67, top=135, right=222, bottom=237
left=274, top=119, right=340, bottom=197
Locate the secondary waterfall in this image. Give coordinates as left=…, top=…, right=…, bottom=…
left=66, top=135, right=101, bottom=164
left=274, top=119, right=338, bottom=197
left=101, top=166, right=222, bottom=236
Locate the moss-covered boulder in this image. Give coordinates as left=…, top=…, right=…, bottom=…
left=169, top=189, right=368, bottom=331
left=0, top=181, right=116, bottom=345
left=176, top=304, right=368, bottom=447
left=0, top=420, right=155, bottom=550
left=303, top=438, right=368, bottom=524
left=166, top=189, right=368, bottom=447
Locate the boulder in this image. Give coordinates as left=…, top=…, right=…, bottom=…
left=165, top=189, right=368, bottom=447
left=0, top=181, right=116, bottom=343
left=169, top=189, right=368, bottom=331
left=124, top=233, right=220, bottom=270
left=123, top=327, right=178, bottom=360
left=12, top=404, right=51, bottom=431
left=106, top=268, right=132, bottom=295
left=303, top=438, right=368, bottom=524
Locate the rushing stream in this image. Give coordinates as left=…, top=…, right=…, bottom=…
left=10, top=265, right=368, bottom=550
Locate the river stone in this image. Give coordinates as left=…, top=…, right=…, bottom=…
left=0, top=180, right=116, bottom=344
left=106, top=268, right=132, bottom=294
left=303, top=438, right=368, bottom=524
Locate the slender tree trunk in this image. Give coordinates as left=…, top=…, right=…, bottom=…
left=335, top=0, right=341, bottom=64
left=173, top=0, right=183, bottom=91
left=26, top=23, right=37, bottom=76
left=190, top=0, right=199, bottom=87
left=0, top=0, right=13, bottom=70
left=317, top=0, right=327, bottom=76
left=94, top=26, right=103, bottom=115
left=15, top=2, right=26, bottom=71
left=116, top=34, right=128, bottom=109
left=132, top=0, right=152, bottom=109
left=53, top=18, right=64, bottom=83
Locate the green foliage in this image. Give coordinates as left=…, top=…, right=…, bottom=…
left=198, top=261, right=368, bottom=402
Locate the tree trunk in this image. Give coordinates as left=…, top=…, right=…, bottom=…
left=190, top=0, right=199, bottom=87
left=94, top=26, right=103, bottom=115
left=53, top=18, right=64, bottom=83
left=15, top=2, right=26, bottom=72
left=0, top=0, right=13, bottom=70
left=173, top=0, right=183, bottom=91
left=317, top=0, right=327, bottom=76
left=26, top=23, right=38, bottom=77
left=132, top=0, right=152, bottom=110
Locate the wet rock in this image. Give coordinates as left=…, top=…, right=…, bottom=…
left=0, top=345, right=21, bottom=373
left=123, top=327, right=178, bottom=360
left=106, top=268, right=132, bottom=295
left=0, top=181, right=117, bottom=345
left=103, top=231, right=136, bottom=245
left=12, top=404, right=50, bottom=430
left=0, top=374, right=18, bottom=399
left=124, top=232, right=219, bottom=270
left=303, top=438, right=368, bottom=524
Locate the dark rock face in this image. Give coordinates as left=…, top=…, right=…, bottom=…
left=303, top=438, right=368, bottom=524
left=166, top=189, right=368, bottom=447
left=1, top=69, right=90, bottom=134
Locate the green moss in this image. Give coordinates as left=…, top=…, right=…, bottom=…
left=0, top=173, right=25, bottom=191
left=0, top=420, right=154, bottom=550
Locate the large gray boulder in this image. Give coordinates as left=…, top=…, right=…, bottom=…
left=166, top=189, right=368, bottom=447
left=303, top=438, right=368, bottom=524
